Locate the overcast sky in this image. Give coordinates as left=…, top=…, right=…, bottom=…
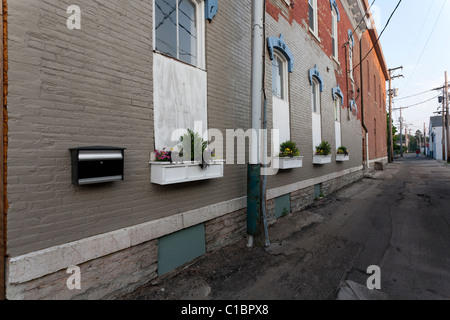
left=373, top=0, right=450, bottom=135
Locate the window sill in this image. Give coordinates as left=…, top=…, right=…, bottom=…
left=153, top=50, right=206, bottom=72
left=336, top=154, right=350, bottom=162
left=309, top=28, right=321, bottom=43
left=332, top=56, right=340, bottom=66
left=313, top=155, right=332, bottom=165
left=273, top=156, right=303, bottom=170
left=149, top=160, right=224, bottom=185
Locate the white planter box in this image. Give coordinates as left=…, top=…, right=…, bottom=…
left=150, top=160, right=224, bottom=185
left=313, top=155, right=332, bottom=164
left=274, top=156, right=303, bottom=169
left=336, top=154, right=350, bottom=162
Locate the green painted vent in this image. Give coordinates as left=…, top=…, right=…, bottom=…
left=158, top=224, right=206, bottom=276
left=275, top=194, right=291, bottom=218
left=314, top=184, right=322, bottom=199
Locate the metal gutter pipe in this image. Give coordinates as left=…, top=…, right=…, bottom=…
left=247, top=0, right=265, bottom=246
left=359, top=37, right=370, bottom=169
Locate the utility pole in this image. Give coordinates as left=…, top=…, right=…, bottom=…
left=405, top=126, right=408, bottom=152
left=445, top=71, right=450, bottom=162
left=399, top=106, right=403, bottom=157
left=388, top=67, right=403, bottom=162
left=442, top=79, right=446, bottom=161
left=424, top=122, right=427, bottom=155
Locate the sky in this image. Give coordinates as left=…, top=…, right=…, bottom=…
left=373, top=0, right=450, bottom=136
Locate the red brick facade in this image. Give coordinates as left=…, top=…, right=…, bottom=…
left=267, top=0, right=388, bottom=163
left=360, top=29, right=389, bottom=162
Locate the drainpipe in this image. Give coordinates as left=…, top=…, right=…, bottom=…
left=359, top=37, right=370, bottom=169
left=260, top=0, right=269, bottom=248
left=247, top=0, right=265, bottom=247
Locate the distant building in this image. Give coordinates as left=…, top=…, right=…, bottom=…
left=428, top=116, right=447, bottom=161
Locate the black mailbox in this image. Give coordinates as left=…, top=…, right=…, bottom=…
left=69, top=146, right=125, bottom=185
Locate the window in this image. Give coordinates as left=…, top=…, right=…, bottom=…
left=334, top=96, right=341, bottom=122
left=312, top=79, right=322, bottom=151
left=374, top=76, right=377, bottom=103
left=374, top=118, right=377, bottom=157
left=379, top=85, right=381, bottom=111
left=312, top=79, right=320, bottom=114
left=309, top=0, right=318, bottom=35
left=334, top=96, right=342, bottom=151
left=272, top=51, right=291, bottom=151
left=272, top=53, right=287, bottom=100
left=332, top=9, right=338, bottom=59
left=155, top=0, right=201, bottom=66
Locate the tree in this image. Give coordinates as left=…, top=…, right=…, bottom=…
left=387, top=114, right=399, bottom=154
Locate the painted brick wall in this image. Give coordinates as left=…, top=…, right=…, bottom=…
left=6, top=0, right=376, bottom=258
left=6, top=0, right=252, bottom=256
left=265, top=0, right=363, bottom=191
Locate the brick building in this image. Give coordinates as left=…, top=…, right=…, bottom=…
left=360, top=19, right=389, bottom=166
left=0, top=0, right=388, bottom=299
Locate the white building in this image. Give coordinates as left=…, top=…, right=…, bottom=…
left=429, top=116, right=447, bottom=161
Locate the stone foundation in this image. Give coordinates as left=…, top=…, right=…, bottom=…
left=6, top=170, right=363, bottom=300
left=267, top=170, right=363, bottom=225
left=205, top=208, right=247, bottom=253
left=7, top=240, right=158, bottom=300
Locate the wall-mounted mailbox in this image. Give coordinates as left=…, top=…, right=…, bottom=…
left=69, top=146, right=125, bottom=185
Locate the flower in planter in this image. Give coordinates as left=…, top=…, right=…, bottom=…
left=315, top=141, right=332, bottom=156
left=279, top=140, right=300, bottom=158
left=154, top=148, right=172, bottom=162
left=178, top=129, right=215, bottom=169
left=337, top=146, right=349, bottom=156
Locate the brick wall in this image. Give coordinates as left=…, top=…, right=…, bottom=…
left=6, top=0, right=253, bottom=256
left=361, top=31, right=388, bottom=162
left=265, top=0, right=363, bottom=192
left=3, top=0, right=384, bottom=299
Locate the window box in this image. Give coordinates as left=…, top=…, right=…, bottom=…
left=150, top=160, right=224, bottom=185
left=336, top=154, right=350, bottom=162
left=274, top=156, right=303, bottom=170
left=313, top=155, right=332, bottom=165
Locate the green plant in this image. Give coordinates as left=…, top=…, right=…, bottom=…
left=337, top=146, right=349, bottom=156
left=178, top=129, right=213, bottom=162
left=279, top=140, right=300, bottom=158
left=315, top=141, right=332, bottom=156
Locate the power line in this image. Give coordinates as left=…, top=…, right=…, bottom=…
left=352, top=0, right=403, bottom=73
left=394, top=88, right=434, bottom=101
left=400, top=1, right=446, bottom=91
left=393, top=95, right=440, bottom=111
left=402, top=1, right=434, bottom=65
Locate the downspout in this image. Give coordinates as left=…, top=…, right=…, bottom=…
left=261, top=0, right=269, bottom=247
left=359, top=37, right=370, bottom=169
left=247, top=0, right=265, bottom=247
left=0, top=0, right=6, bottom=301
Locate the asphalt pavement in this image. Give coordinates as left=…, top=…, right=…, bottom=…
left=120, top=154, right=450, bottom=300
